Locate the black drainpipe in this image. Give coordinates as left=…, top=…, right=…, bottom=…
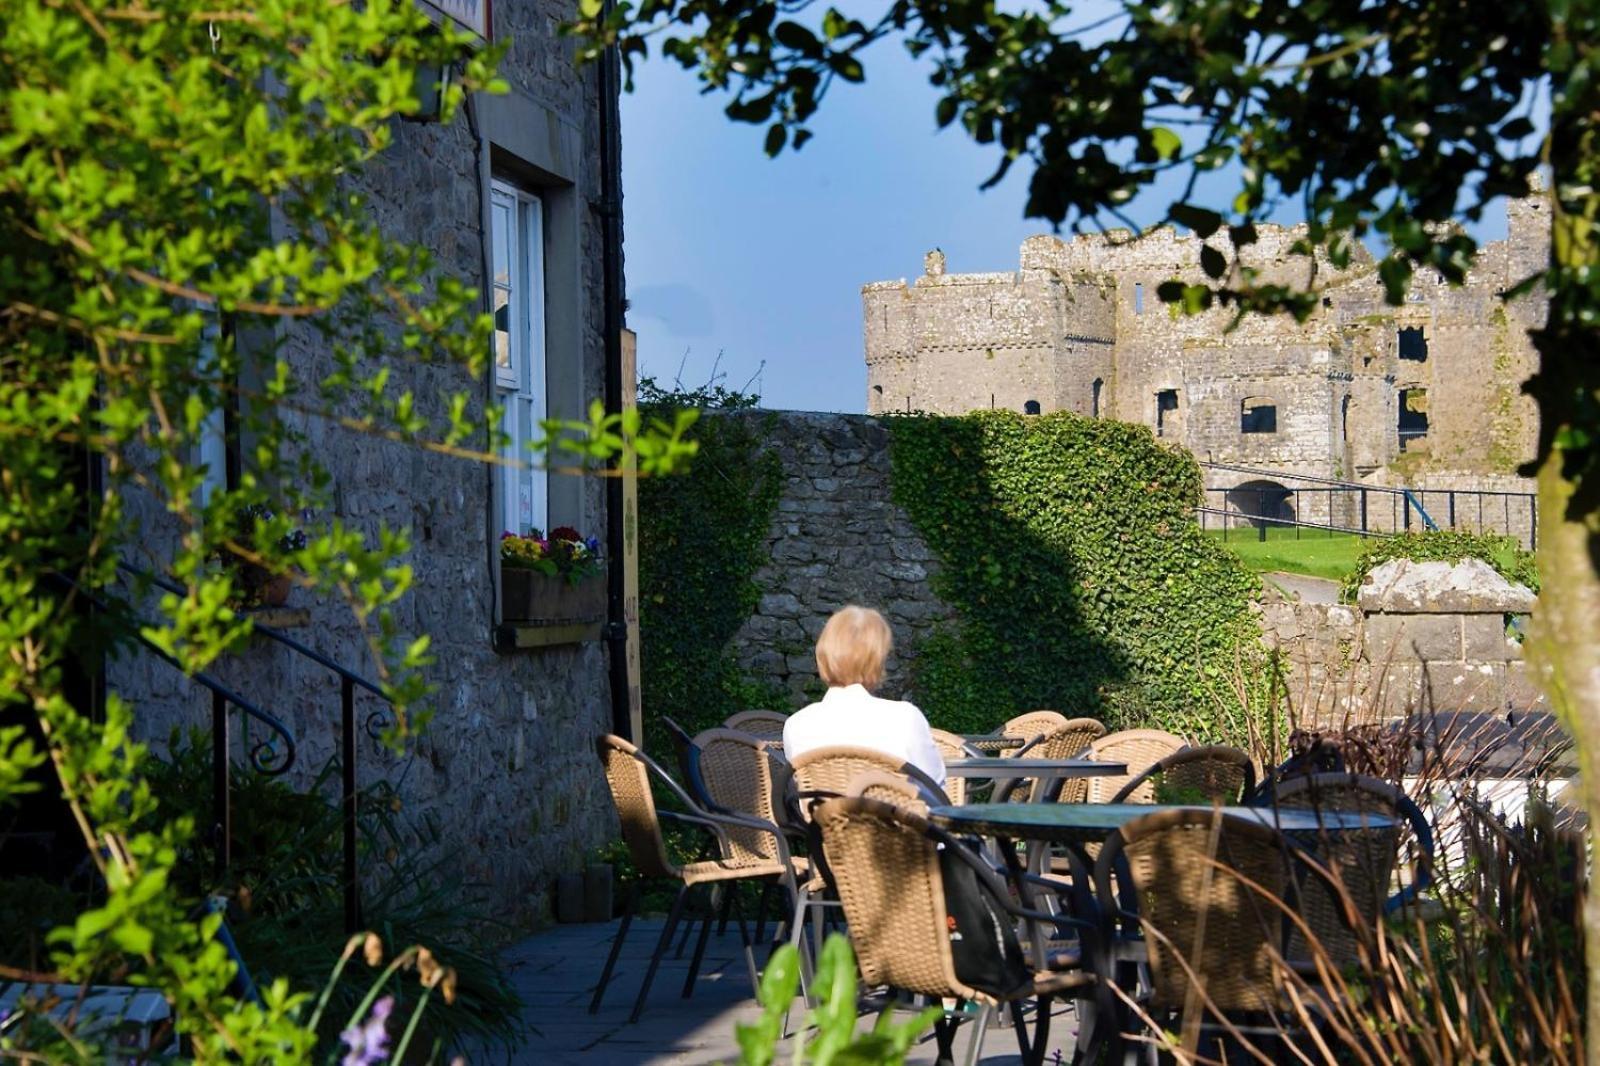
left=596, top=12, right=631, bottom=741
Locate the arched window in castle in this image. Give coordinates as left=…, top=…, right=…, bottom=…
left=1241, top=396, right=1278, bottom=434
left=1091, top=378, right=1104, bottom=418
left=1023, top=399, right=1041, bottom=415
left=1398, top=327, right=1428, bottom=362
left=1398, top=388, right=1429, bottom=450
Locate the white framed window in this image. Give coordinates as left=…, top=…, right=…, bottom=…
left=195, top=311, right=230, bottom=507
left=490, top=179, right=548, bottom=537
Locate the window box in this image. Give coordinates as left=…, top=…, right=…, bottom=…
left=501, top=568, right=607, bottom=625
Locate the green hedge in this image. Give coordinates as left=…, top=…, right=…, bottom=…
left=1339, top=530, right=1541, bottom=603
left=886, top=411, right=1264, bottom=740
left=638, top=384, right=785, bottom=738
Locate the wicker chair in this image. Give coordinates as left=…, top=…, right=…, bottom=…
left=725, top=709, right=789, bottom=740
left=1266, top=773, right=1430, bottom=967
left=996, top=718, right=1108, bottom=802
left=1093, top=809, right=1301, bottom=1049
left=1000, top=710, right=1070, bottom=751
left=658, top=715, right=720, bottom=811
left=1061, top=728, right=1188, bottom=804
left=591, top=735, right=800, bottom=1021
left=928, top=728, right=972, bottom=805
left=784, top=745, right=951, bottom=819
left=814, top=796, right=1098, bottom=1066
left=1110, top=745, right=1257, bottom=805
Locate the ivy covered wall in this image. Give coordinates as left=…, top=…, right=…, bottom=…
left=887, top=411, right=1263, bottom=736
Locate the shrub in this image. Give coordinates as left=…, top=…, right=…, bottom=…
left=886, top=411, right=1263, bottom=740
left=1339, top=529, right=1540, bottom=603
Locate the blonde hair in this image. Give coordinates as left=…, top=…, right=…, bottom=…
left=815, top=605, right=893, bottom=691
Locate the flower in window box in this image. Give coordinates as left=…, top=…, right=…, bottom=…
left=217, top=503, right=307, bottom=608
left=500, top=527, right=605, bottom=624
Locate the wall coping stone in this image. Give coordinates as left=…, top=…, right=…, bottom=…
left=1357, top=558, right=1536, bottom=615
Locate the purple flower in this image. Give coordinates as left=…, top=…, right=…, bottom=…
left=339, top=995, right=394, bottom=1066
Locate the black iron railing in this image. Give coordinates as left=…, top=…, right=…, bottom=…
left=44, top=572, right=298, bottom=881
left=1197, top=461, right=1537, bottom=549
left=118, top=563, right=392, bottom=933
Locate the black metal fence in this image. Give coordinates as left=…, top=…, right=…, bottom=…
left=1196, top=462, right=1538, bottom=549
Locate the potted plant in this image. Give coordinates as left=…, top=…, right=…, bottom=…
left=499, top=526, right=605, bottom=624
left=220, top=503, right=308, bottom=608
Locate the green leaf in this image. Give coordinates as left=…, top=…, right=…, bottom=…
left=1149, top=126, right=1182, bottom=160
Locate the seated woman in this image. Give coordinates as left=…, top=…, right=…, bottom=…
left=782, top=605, right=946, bottom=788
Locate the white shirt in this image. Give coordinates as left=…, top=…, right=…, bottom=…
left=782, top=684, right=947, bottom=787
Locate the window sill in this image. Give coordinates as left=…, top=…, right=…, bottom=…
left=494, top=621, right=605, bottom=651
left=245, top=607, right=312, bottom=629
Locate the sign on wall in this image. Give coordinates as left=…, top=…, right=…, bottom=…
left=420, top=0, right=488, bottom=38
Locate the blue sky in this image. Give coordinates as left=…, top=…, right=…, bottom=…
left=619, top=43, right=1516, bottom=414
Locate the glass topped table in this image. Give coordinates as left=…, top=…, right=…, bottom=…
left=929, top=802, right=1395, bottom=845
left=942, top=758, right=1128, bottom=780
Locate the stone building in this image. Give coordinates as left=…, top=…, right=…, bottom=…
left=864, top=198, right=1548, bottom=532
left=107, top=0, right=629, bottom=925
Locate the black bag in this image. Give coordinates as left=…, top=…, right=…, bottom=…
left=937, top=842, right=1030, bottom=998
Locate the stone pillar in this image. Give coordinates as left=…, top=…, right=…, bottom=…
left=1358, top=558, right=1539, bottom=714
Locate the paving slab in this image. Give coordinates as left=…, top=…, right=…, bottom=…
left=499, top=919, right=1082, bottom=1065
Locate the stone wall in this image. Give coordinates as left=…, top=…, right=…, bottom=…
left=724, top=412, right=952, bottom=703
left=107, top=0, right=618, bottom=928
left=1259, top=558, right=1543, bottom=724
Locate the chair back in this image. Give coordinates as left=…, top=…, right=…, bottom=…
left=1034, top=718, right=1107, bottom=760
left=812, top=797, right=974, bottom=1000
left=1095, top=809, right=1291, bottom=1013
left=595, top=734, right=681, bottom=880
left=845, top=770, right=930, bottom=815
left=693, top=728, right=787, bottom=867
left=1000, top=710, right=1069, bottom=749
left=725, top=709, right=789, bottom=740
left=787, top=746, right=947, bottom=822
left=1111, top=745, right=1256, bottom=805
left=1268, top=773, right=1421, bottom=963
left=1070, top=728, right=1188, bottom=803
left=928, top=729, right=970, bottom=805
left=658, top=715, right=716, bottom=809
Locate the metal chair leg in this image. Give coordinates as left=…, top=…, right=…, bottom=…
left=715, top=882, right=734, bottom=936
left=682, top=886, right=716, bottom=997
left=673, top=912, right=696, bottom=959
left=961, top=1004, right=995, bottom=1066
left=629, top=883, right=689, bottom=1023
left=753, top=879, right=774, bottom=944
left=1010, top=995, right=1053, bottom=1066
left=589, top=882, right=639, bottom=1014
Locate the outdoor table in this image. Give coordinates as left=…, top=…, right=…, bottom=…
left=929, top=802, right=1394, bottom=846
left=942, top=757, right=1127, bottom=805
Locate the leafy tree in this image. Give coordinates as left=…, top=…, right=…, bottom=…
left=0, top=0, right=690, bottom=1057
left=575, top=0, right=1600, bottom=1034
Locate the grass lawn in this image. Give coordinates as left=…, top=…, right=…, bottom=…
left=1204, top=527, right=1367, bottom=581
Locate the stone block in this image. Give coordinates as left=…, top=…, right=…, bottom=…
left=1364, top=614, right=1461, bottom=662
left=1503, top=661, right=1550, bottom=712
left=1424, top=661, right=1504, bottom=712
left=759, top=593, right=805, bottom=618
left=1358, top=558, right=1537, bottom=614
left=1461, top=614, right=1518, bottom=661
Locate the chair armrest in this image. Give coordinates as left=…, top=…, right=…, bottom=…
left=699, top=809, right=797, bottom=872
left=660, top=809, right=734, bottom=855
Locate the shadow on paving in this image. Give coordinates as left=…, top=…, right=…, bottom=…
left=497, top=919, right=1079, bottom=1065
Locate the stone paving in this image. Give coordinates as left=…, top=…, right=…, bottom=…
left=499, top=919, right=1079, bottom=1065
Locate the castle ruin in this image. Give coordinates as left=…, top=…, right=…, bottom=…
left=862, top=198, right=1548, bottom=535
